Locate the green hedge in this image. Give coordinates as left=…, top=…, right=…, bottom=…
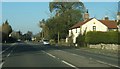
left=76, top=34, right=85, bottom=46
left=85, top=31, right=119, bottom=44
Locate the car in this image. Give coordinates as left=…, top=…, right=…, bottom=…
left=43, top=40, right=49, bottom=45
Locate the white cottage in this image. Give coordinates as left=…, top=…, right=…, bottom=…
left=67, top=18, right=118, bottom=44
left=117, top=12, right=120, bottom=31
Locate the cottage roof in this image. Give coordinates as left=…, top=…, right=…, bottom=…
left=70, top=18, right=118, bottom=29
left=99, top=20, right=118, bottom=29
left=70, top=18, right=93, bottom=29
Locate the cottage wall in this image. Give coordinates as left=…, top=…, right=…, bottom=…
left=81, top=18, right=108, bottom=34
left=68, top=28, right=80, bottom=43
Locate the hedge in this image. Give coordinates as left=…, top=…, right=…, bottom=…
left=76, top=34, right=85, bottom=46
left=85, top=31, right=119, bottom=44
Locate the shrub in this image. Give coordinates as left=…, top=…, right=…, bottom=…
left=76, top=34, right=86, bottom=46
left=85, top=31, right=119, bottom=44
left=50, top=39, right=56, bottom=45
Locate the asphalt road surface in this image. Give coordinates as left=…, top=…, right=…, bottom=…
left=0, top=42, right=119, bottom=69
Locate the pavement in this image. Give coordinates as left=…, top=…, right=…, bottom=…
left=0, top=42, right=119, bottom=69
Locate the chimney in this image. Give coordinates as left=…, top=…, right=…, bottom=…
left=104, top=15, right=109, bottom=20
left=117, top=12, right=120, bottom=22
left=84, top=9, right=89, bottom=21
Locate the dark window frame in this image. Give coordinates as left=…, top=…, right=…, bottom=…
left=76, top=28, right=77, bottom=33
left=93, top=26, right=96, bottom=31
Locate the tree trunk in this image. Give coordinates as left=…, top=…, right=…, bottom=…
left=42, top=31, right=44, bottom=40
left=58, top=31, right=60, bottom=44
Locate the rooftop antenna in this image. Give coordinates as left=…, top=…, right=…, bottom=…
left=118, top=1, right=120, bottom=12
left=86, top=9, right=88, bottom=13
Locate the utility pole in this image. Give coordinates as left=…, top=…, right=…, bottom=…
left=56, top=11, right=60, bottom=44
left=42, top=31, right=44, bottom=40
left=58, top=31, right=60, bottom=44
left=40, top=22, right=45, bottom=40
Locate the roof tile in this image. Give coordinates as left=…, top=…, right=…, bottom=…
left=70, top=18, right=93, bottom=29
left=70, top=18, right=118, bottom=29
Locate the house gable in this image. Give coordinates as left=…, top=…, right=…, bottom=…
left=81, top=18, right=108, bottom=34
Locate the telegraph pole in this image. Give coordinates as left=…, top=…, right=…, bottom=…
left=56, top=12, right=60, bottom=44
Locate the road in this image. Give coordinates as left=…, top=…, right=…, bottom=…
left=0, top=42, right=119, bottom=69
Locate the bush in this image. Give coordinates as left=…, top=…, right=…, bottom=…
left=85, top=31, right=119, bottom=44
left=49, top=39, right=56, bottom=45
left=76, top=34, right=86, bottom=46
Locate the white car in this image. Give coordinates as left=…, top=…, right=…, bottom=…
left=43, top=40, right=49, bottom=45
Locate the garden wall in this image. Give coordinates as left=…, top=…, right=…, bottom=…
left=88, top=44, right=119, bottom=50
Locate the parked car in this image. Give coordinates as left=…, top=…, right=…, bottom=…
left=43, top=40, right=49, bottom=45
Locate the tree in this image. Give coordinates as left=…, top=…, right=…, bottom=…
left=10, top=30, right=23, bottom=41
left=22, top=31, right=33, bottom=41
left=39, top=19, right=49, bottom=40
left=49, top=2, right=85, bottom=16
left=48, top=2, right=85, bottom=43
left=2, top=20, right=12, bottom=42
left=2, top=20, right=12, bottom=36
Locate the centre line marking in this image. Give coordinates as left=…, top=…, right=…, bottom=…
left=62, top=60, right=79, bottom=69
left=0, top=43, right=16, bottom=54
left=6, top=45, right=16, bottom=57
left=7, top=53, right=11, bottom=57
left=41, top=50, right=56, bottom=58
left=47, top=53, right=56, bottom=58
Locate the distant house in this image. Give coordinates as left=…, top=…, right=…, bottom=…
left=117, top=12, right=120, bottom=31
left=66, top=10, right=118, bottom=44
left=0, top=32, right=2, bottom=42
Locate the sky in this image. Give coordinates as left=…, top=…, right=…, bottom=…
left=1, top=1, right=119, bottom=34
left=2, top=2, right=50, bottom=34
left=1, top=0, right=120, bottom=2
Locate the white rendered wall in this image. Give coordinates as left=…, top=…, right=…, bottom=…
left=81, top=18, right=108, bottom=34
left=71, top=28, right=80, bottom=43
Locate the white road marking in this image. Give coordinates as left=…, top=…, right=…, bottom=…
left=41, top=50, right=56, bottom=58
left=56, top=49, right=120, bottom=68
left=6, top=46, right=16, bottom=57
left=75, top=49, right=120, bottom=68
left=0, top=45, right=17, bottom=69
left=47, top=53, right=56, bottom=58
left=7, top=53, right=11, bottom=57
left=75, top=49, right=79, bottom=50
left=11, top=43, right=16, bottom=46
left=0, top=46, right=12, bottom=54
left=0, top=62, right=5, bottom=69
left=72, top=54, right=78, bottom=56
left=0, top=43, right=16, bottom=54
left=96, top=60, right=120, bottom=68
left=62, top=60, right=78, bottom=69
left=42, top=50, right=78, bottom=68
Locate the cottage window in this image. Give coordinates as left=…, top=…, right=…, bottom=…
left=76, top=28, right=77, bottom=33
left=93, top=26, right=96, bottom=31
